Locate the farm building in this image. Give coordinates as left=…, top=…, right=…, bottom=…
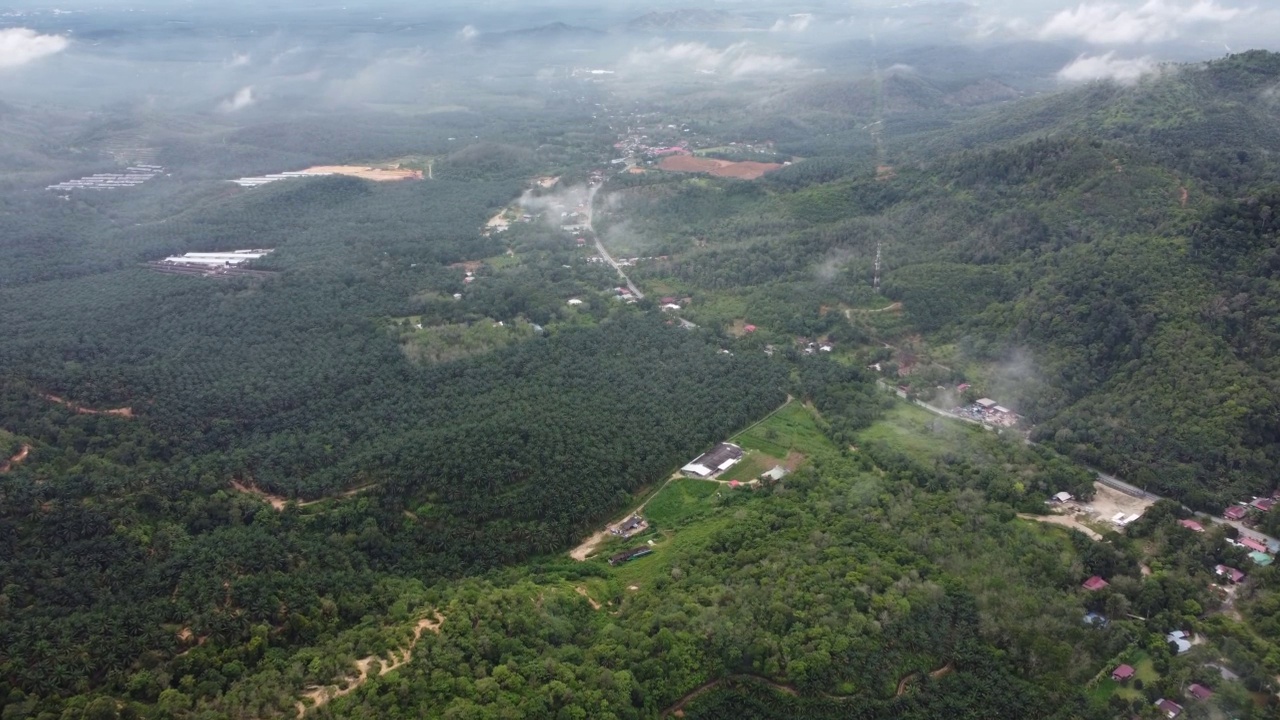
left=1050, top=491, right=1073, bottom=504
left=1082, top=576, right=1109, bottom=591
left=975, top=398, right=998, bottom=410
left=608, top=546, right=652, bottom=566
left=761, top=466, right=787, bottom=483
left=1111, top=664, right=1135, bottom=682
left=1215, top=565, right=1246, bottom=583
left=681, top=443, right=744, bottom=479
left=1224, top=505, right=1248, bottom=521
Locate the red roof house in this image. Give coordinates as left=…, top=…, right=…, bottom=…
left=1082, top=576, right=1109, bottom=591
left=1178, top=519, right=1205, bottom=532
left=1252, top=497, right=1276, bottom=512
left=1111, top=664, right=1135, bottom=682
left=1224, top=505, right=1248, bottom=521
left=1240, top=536, right=1268, bottom=553
left=1156, top=699, right=1183, bottom=718
left=1216, top=564, right=1246, bottom=583
left=1187, top=683, right=1213, bottom=701
left=743, top=324, right=757, bottom=333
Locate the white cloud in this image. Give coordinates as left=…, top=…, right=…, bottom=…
left=0, top=27, right=69, bottom=69
left=227, top=52, right=251, bottom=68
left=1057, top=52, right=1158, bottom=83
left=1040, top=0, right=1245, bottom=44
left=624, top=42, right=801, bottom=78
left=218, top=86, right=256, bottom=112
left=770, top=13, right=813, bottom=33
left=458, top=25, right=479, bottom=41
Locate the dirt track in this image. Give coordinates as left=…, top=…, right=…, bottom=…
left=296, top=613, right=443, bottom=717
left=657, top=156, right=781, bottom=180
left=0, top=444, right=30, bottom=473
left=1019, top=512, right=1103, bottom=541
left=43, top=394, right=133, bottom=417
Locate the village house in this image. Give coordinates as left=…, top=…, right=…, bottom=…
left=1240, top=536, right=1268, bottom=554
left=1110, top=664, right=1135, bottom=682
left=1155, top=698, right=1183, bottom=718
left=1187, top=683, right=1213, bottom=701
left=1178, top=519, right=1205, bottom=532
left=1224, top=505, right=1248, bottom=521
left=1166, top=631, right=1192, bottom=655
left=1082, top=576, right=1109, bottom=591
left=1252, top=497, right=1276, bottom=512
left=1215, top=564, right=1246, bottom=583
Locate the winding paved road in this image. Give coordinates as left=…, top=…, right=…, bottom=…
left=585, top=183, right=644, bottom=299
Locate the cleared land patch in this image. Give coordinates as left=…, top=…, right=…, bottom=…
left=657, top=155, right=781, bottom=180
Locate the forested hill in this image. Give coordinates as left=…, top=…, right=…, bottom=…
left=616, top=51, right=1280, bottom=509
left=911, top=50, right=1280, bottom=191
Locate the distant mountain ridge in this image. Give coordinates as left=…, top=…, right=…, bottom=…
left=626, top=9, right=751, bottom=31
left=478, top=21, right=606, bottom=46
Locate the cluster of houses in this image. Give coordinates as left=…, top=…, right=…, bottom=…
left=47, top=164, right=165, bottom=191
left=1109, top=662, right=1215, bottom=718
left=953, top=397, right=1021, bottom=428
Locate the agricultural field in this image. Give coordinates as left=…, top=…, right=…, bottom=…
left=734, top=401, right=832, bottom=460
left=643, top=477, right=720, bottom=528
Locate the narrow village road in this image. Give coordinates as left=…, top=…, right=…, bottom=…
left=586, top=183, right=644, bottom=299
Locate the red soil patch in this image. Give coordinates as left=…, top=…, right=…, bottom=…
left=0, top=444, right=30, bottom=473
left=876, top=165, right=896, bottom=181
left=657, top=155, right=781, bottom=180
left=1179, top=186, right=1189, bottom=208
left=43, top=394, right=133, bottom=417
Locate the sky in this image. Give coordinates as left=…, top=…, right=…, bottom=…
left=0, top=0, right=1275, bottom=103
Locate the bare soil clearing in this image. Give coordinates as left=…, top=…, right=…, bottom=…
left=296, top=613, right=443, bottom=717
left=0, top=444, right=30, bottom=473
left=43, top=394, right=133, bottom=417
left=1019, top=512, right=1103, bottom=541
left=1083, top=481, right=1155, bottom=523
left=570, top=529, right=610, bottom=561
left=301, top=165, right=423, bottom=181
left=657, top=155, right=781, bottom=180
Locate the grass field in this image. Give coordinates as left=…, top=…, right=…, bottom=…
left=720, top=452, right=773, bottom=482
left=735, top=402, right=833, bottom=459
left=1091, top=651, right=1157, bottom=702
left=856, top=401, right=994, bottom=463
left=644, top=478, right=720, bottom=528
